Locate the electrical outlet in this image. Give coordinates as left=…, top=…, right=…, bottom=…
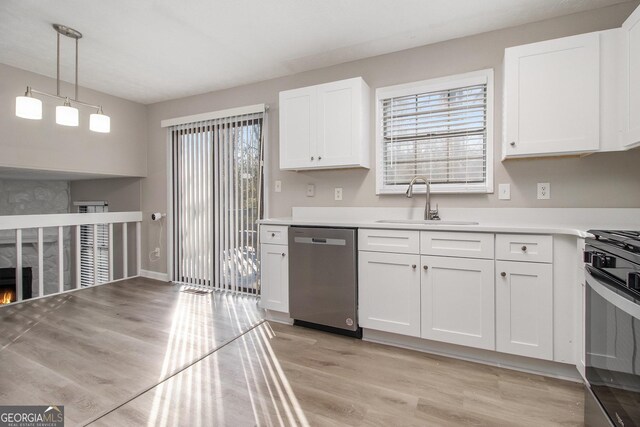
left=335, top=187, right=343, bottom=201
left=498, top=183, right=511, bottom=200
left=537, top=183, right=550, bottom=200
left=306, top=184, right=315, bottom=197
left=274, top=180, right=282, bottom=193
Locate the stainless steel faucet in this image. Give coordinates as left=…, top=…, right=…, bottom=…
left=406, top=176, right=440, bottom=221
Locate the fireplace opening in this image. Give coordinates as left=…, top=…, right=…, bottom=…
left=0, top=268, right=33, bottom=305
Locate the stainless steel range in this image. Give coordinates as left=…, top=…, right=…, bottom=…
left=584, top=230, right=640, bottom=427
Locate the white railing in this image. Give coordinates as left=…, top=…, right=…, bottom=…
left=0, top=212, right=143, bottom=305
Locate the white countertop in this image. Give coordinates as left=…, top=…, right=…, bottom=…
left=259, top=217, right=597, bottom=237
left=258, top=207, right=640, bottom=238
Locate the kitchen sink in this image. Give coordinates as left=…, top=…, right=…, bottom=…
left=375, top=219, right=479, bottom=225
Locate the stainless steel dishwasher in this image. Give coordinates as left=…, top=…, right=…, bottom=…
left=288, top=226, right=360, bottom=337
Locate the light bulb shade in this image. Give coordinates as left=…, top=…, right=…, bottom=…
left=56, top=105, right=79, bottom=126
left=16, top=96, right=42, bottom=120
left=89, top=113, right=110, bottom=133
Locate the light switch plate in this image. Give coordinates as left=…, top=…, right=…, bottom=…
left=306, top=184, right=315, bottom=197
left=335, top=187, right=343, bottom=201
left=274, top=180, right=282, bottom=193
left=537, top=183, right=550, bottom=200
left=498, top=183, right=511, bottom=200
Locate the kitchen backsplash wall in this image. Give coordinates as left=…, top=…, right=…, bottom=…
left=141, top=2, right=640, bottom=273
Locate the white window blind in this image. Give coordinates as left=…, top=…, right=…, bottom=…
left=377, top=70, right=493, bottom=194
left=171, top=110, right=265, bottom=295
left=78, top=203, right=109, bottom=287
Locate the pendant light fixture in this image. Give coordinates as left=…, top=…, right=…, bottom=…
left=15, top=24, right=110, bottom=133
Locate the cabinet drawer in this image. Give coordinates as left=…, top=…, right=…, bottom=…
left=420, top=231, right=494, bottom=259
left=358, top=229, right=420, bottom=254
left=260, top=225, right=289, bottom=245
left=496, top=234, right=552, bottom=263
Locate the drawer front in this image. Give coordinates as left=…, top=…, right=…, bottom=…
left=496, top=234, right=552, bottom=263
left=420, top=231, right=494, bottom=259
left=260, top=225, right=289, bottom=245
left=358, top=229, right=420, bottom=254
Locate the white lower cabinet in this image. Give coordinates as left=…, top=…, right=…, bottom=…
left=358, top=251, right=421, bottom=337
left=421, top=255, right=495, bottom=350
left=495, top=261, right=553, bottom=360
left=259, top=243, right=289, bottom=312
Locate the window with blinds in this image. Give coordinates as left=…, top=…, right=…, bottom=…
left=78, top=202, right=109, bottom=287
left=376, top=69, right=493, bottom=194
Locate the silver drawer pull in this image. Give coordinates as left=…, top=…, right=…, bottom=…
left=411, top=264, right=416, bottom=269
left=282, top=253, right=285, bottom=257
left=501, top=272, right=506, bottom=277
left=510, top=141, right=516, bottom=147
left=521, top=245, right=527, bottom=252
left=271, top=232, right=276, bottom=237
left=423, top=265, right=428, bottom=270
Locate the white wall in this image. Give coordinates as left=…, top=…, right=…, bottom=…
left=141, top=2, right=640, bottom=274
left=0, top=63, right=148, bottom=178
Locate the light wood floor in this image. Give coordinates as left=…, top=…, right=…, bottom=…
left=0, top=278, right=585, bottom=426
left=0, top=277, right=262, bottom=425
left=90, top=322, right=585, bottom=427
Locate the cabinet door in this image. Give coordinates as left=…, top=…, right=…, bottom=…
left=358, top=251, right=421, bottom=337
left=279, top=86, right=316, bottom=169
left=496, top=261, right=553, bottom=360
left=421, top=256, right=495, bottom=350
left=622, top=5, right=640, bottom=148
left=316, top=79, right=361, bottom=167
left=259, top=244, right=289, bottom=312
left=504, top=33, right=600, bottom=158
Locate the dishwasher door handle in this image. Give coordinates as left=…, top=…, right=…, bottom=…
left=293, top=237, right=347, bottom=246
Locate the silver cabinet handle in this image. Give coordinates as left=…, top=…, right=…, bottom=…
left=521, top=245, right=527, bottom=252
left=510, top=141, right=516, bottom=147
left=423, top=265, right=428, bottom=270
left=411, top=264, right=416, bottom=269
left=318, top=156, right=322, bottom=160
left=271, top=233, right=275, bottom=237
left=281, top=253, right=285, bottom=257
left=311, top=156, right=314, bottom=161
left=501, top=272, right=506, bottom=277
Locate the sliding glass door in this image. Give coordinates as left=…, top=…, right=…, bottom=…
left=170, top=112, right=264, bottom=294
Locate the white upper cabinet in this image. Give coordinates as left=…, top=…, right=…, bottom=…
left=621, top=4, right=640, bottom=148
left=279, top=77, right=370, bottom=170
left=503, top=33, right=600, bottom=159
left=279, top=86, right=317, bottom=168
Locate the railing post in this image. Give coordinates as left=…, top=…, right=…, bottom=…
left=93, top=224, right=98, bottom=286
left=122, top=223, right=128, bottom=278
left=136, top=221, right=141, bottom=276
left=108, top=223, right=114, bottom=282
left=16, top=229, right=23, bottom=302
left=75, top=225, right=81, bottom=288
left=58, top=226, right=64, bottom=293
left=37, top=227, right=44, bottom=297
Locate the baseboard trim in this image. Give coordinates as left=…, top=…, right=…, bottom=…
left=363, top=329, right=581, bottom=382
left=139, top=269, right=170, bottom=282
left=264, top=309, right=294, bottom=325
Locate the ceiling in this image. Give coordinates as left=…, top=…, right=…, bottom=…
left=0, top=0, right=630, bottom=104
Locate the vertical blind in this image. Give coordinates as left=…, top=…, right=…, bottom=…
left=381, top=83, right=488, bottom=190
left=79, top=203, right=109, bottom=287
left=171, top=112, right=264, bottom=294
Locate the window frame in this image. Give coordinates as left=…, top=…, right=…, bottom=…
left=375, top=69, right=494, bottom=195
